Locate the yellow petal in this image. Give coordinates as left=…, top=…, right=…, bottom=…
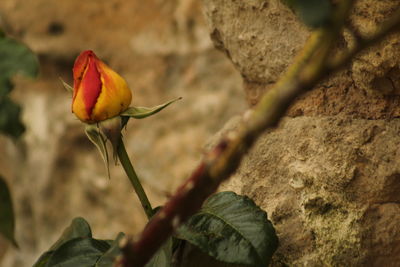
left=90, top=61, right=132, bottom=122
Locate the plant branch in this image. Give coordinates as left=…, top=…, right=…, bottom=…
left=122, top=3, right=400, bottom=266
left=329, top=7, right=400, bottom=71
left=117, top=138, right=153, bottom=219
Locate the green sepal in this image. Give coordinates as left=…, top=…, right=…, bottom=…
left=59, top=78, right=73, bottom=94
left=121, top=97, right=181, bottom=127
left=98, top=116, right=122, bottom=164
left=0, top=176, right=17, bottom=247
left=85, top=124, right=111, bottom=179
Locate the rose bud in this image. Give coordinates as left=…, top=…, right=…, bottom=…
left=72, top=50, right=132, bottom=123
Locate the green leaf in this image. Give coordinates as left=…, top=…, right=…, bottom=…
left=177, top=191, right=279, bottom=267
left=282, top=0, right=332, bottom=28
left=49, top=217, right=92, bottom=250
left=120, top=97, right=181, bottom=127
left=145, top=238, right=173, bottom=267
left=95, top=232, right=125, bottom=267
left=0, top=176, right=17, bottom=247
left=0, top=36, right=39, bottom=93
left=33, top=217, right=92, bottom=267
left=59, top=78, right=73, bottom=94
left=0, top=34, right=39, bottom=138
left=32, top=251, right=53, bottom=267
left=46, top=237, right=110, bottom=267
left=85, top=124, right=110, bottom=179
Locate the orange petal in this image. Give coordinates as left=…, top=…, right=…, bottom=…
left=72, top=50, right=91, bottom=98
left=71, top=50, right=132, bottom=123
left=90, top=61, right=132, bottom=122
left=72, top=83, right=90, bottom=121
left=81, top=57, right=102, bottom=117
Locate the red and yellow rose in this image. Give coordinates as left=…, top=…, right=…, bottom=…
left=71, top=50, right=132, bottom=123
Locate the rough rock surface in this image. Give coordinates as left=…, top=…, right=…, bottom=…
left=203, top=0, right=400, bottom=119
left=1, top=0, right=400, bottom=266
left=202, top=0, right=400, bottom=266
left=217, top=116, right=400, bottom=266
left=0, top=0, right=246, bottom=266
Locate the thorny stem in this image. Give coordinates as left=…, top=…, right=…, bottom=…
left=117, top=138, right=153, bottom=219
left=123, top=1, right=400, bottom=266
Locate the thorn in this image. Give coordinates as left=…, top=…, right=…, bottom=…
left=184, top=181, right=195, bottom=192
left=243, top=109, right=254, bottom=121
left=158, top=211, right=167, bottom=219
left=227, top=130, right=238, bottom=141
left=118, top=236, right=129, bottom=248
left=172, top=216, right=181, bottom=229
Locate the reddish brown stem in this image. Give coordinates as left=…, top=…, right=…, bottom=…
left=122, top=4, right=400, bottom=266
left=122, top=141, right=230, bottom=266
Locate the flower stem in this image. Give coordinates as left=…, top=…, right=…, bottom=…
left=117, top=138, right=153, bottom=219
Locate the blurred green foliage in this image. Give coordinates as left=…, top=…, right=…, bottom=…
left=0, top=31, right=39, bottom=138
left=0, top=176, right=17, bottom=246
left=282, top=0, right=332, bottom=28
left=33, top=217, right=125, bottom=267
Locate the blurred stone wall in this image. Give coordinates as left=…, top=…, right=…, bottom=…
left=1, top=0, right=400, bottom=266
left=203, top=0, right=400, bottom=266
left=0, top=0, right=246, bottom=266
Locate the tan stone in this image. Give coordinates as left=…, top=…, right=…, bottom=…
left=202, top=0, right=400, bottom=266
left=203, top=0, right=400, bottom=119
left=0, top=0, right=246, bottom=266
left=214, top=116, right=400, bottom=266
